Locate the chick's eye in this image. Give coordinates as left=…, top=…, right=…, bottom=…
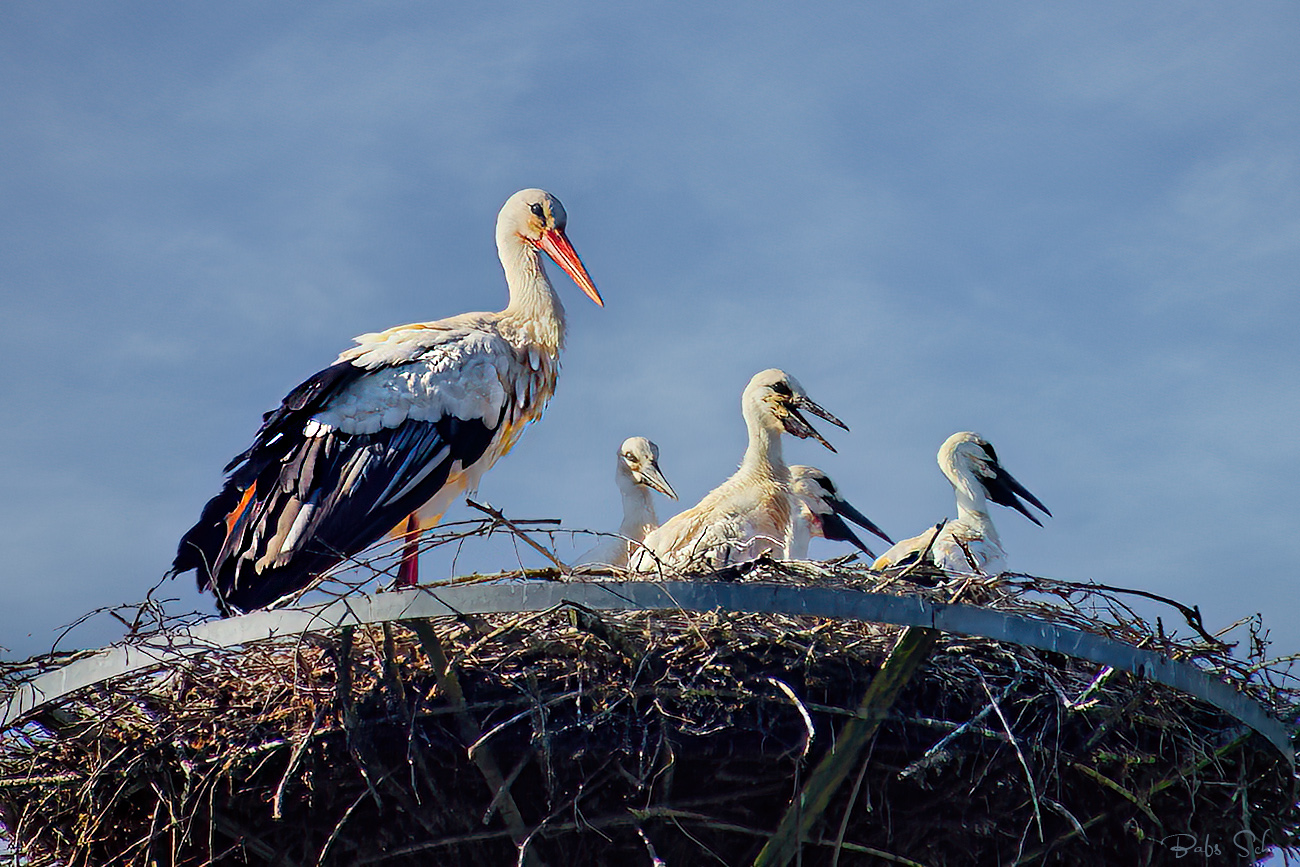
left=770, top=381, right=793, bottom=397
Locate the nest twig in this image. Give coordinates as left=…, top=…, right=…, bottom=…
left=2, top=516, right=1297, bottom=867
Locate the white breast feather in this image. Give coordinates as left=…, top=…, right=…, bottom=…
left=641, top=484, right=786, bottom=570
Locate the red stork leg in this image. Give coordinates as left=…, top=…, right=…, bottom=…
left=397, top=513, right=420, bottom=587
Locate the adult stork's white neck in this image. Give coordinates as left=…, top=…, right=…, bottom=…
left=496, top=188, right=603, bottom=354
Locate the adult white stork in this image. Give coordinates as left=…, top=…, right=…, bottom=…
left=634, top=369, right=846, bottom=572
left=872, top=431, right=1050, bottom=576
left=170, top=189, right=603, bottom=614
left=787, top=466, right=893, bottom=560
left=575, top=436, right=677, bottom=569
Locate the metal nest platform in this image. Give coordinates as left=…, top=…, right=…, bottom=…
left=2, top=556, right=1298, bottom=866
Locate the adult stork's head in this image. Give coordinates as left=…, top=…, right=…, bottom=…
left=497, top=188, right=603, bottom=306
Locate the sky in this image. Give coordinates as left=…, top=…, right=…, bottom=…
left=2, top=2, right=1299, bottom=681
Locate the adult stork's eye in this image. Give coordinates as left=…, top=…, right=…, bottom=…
left=529, top=202, right=546, bottom=220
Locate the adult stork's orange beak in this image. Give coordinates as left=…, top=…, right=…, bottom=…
left=539, top=227, right=603, bottom=307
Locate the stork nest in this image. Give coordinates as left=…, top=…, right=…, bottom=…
left=2, top=523, right=1298, bottom=866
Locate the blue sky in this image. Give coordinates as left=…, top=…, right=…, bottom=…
left=3, top=2, right=1300, bottom=668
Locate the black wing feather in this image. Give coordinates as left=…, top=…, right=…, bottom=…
left=172, top=357, right=504, bottom=615
left=223, top=360, right=359, bottom=476
left=172, top=361, right=364, bottom=582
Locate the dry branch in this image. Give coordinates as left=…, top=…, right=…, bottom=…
left=2, top=517, right=1297, bottom=866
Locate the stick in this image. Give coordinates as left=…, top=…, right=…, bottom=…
left=752, top=625, right=940, bottom=867
left=466, top=499, right=569, bottom=571
left=1005, top=574, right=1232, bottom=648
left=979, top=672, right=1043, bottom=841
left=408, top=618, right=531, bottom=848
left=272, top=706, right=326, bottom=820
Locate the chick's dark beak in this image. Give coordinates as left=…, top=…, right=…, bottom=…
left=782, top=395, right=848, bottom=452
left=982, top=464, right=1052, bottom=526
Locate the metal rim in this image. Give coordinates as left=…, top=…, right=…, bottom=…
left=4, top=581, right=1293, bottom=764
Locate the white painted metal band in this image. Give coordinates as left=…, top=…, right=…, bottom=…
left=3, top=581, right=1294, bottom=765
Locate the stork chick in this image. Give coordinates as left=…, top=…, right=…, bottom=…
left=576, top=437, right=678, bottom=569
left=635, top=369, right=846, bottom=572
left=873, top=431, right=1050, bottom=576
left=787, top=466, right=893, bottom=560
